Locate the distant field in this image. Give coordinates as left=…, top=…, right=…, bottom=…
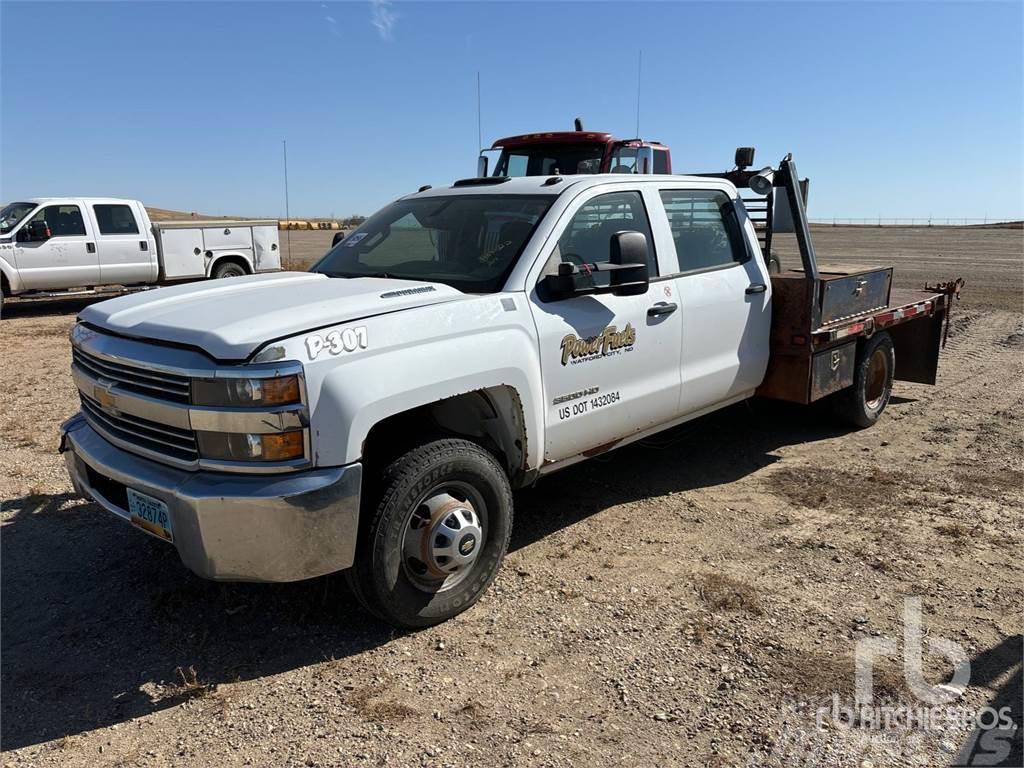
left=279, top=229, right=338, bottom=270
left=144, top=206, right=247, bottom=221
left=774, top=225, right=1023, bottom=312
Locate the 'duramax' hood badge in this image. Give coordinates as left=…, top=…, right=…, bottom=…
left=560, top=323, right=636, bottom=366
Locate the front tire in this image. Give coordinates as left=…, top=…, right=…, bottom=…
left=834, top=332, right=895, bottom=428
left=346, top=439, right=513, bottom=628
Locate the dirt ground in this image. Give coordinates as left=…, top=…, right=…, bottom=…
left=1, top=226, right=1021, bottom=767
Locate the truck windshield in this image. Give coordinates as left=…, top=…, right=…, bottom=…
left=494, top=144, right=605, bottom=176
left=312, top=195, right=552, bottom=293
left=0, top=202, right=37, bottom=235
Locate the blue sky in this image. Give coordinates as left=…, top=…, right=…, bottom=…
left=2, top=1, right=1022, bottom=219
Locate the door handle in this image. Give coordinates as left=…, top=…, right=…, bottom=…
left=139, top=240, right=148, bottom=251
left=647, top=302, right=678, bottom=317
left=86, top=242, right=96, bottom=254
left=745, top=283, right=767, bottom=294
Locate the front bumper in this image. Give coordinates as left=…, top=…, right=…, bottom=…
left=60, top=414, right=362, bottom=582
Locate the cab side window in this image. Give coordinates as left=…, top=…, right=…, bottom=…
left=28, top=204, right=86, bottom=237
left=659, top=190, right=748, bottom=272
left=94, top=204, right=140, bottom=235
left=551, top=191, right=656, bottom=289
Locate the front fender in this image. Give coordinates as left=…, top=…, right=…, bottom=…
left=277, top=295, right=544, bottom=470
left=0, top=252, right=23, bottom=293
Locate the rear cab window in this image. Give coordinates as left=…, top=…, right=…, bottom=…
left=93, top=204, right=140, bottom=235
left=658, top=189, right=749, bottom=273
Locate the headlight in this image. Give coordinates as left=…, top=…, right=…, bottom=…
left=197, top=430, right=305, bottom=462
left=191, top=375, right=301, bottom=407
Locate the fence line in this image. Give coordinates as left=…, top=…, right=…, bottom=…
left=807, top=217, right=1021, bottom=227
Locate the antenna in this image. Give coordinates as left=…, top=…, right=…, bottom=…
left=635, top=50, right=642, bottom=138
left=282, top=139, right=291, bottom=260
left=476, top=71, right=483, bottom=154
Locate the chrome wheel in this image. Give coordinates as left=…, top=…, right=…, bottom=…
left=864, top=346, right=890, bottom=409
left=402, top=484, right=485, bottom=593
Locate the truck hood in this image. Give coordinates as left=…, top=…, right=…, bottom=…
left=78, top=272, right=466, bottom=360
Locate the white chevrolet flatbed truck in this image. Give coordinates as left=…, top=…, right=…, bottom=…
left=0, top=197, right=280, bottom=315
left=59, top=152, right=958, bottom=627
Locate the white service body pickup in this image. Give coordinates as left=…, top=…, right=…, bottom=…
left=0, top=197, right=280, bottom=307
left=58, top=168, right=953, bottom=627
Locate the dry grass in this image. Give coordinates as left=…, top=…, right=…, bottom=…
left=161, top=665, right=212, bottom=700
left=348, top=686, right=419, bottom=721
left=767, top=466, right=911, bottom=512
left=697, top=573, right=763, bottom=615
left=775, top=649, right=911, bottom=703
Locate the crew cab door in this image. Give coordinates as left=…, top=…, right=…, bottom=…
left=91, top=201, right=157, bottom=285
left=652, top=186, right=771, bottom=414
left=14, top=202, right=100, bottom=290
left=527, top=187, right=683, bottom=462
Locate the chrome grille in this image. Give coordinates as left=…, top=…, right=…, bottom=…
left=72, top=347, right=190, bottom=404
left=80, top=393, right=199, bottom=464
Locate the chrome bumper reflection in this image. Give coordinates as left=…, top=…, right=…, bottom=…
left=60, top=414, right=362, bottom=582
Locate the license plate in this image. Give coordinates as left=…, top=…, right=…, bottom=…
left=126, top=488, right=173, bottom=542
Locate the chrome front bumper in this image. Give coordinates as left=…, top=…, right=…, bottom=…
left=60, top=414, right=362, bottom=582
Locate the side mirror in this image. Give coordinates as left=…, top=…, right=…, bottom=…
left=635, top=146, right=655, bottom=174
left=18, top=220, right=51, bottom=242
left=537, top=231, right=650, bottom=301
left=476, top=149, right=501, bottom=178
left=608, top=231, right=649, bottom=295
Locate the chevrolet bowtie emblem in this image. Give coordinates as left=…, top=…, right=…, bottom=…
left=93, top=378, right=117, bottom=409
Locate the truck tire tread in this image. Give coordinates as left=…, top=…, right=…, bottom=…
left=834, top=332, right=895, bottom=429
left=345, top=438, right=513, bottom=628
left=213, top=261, right=247, bottom=279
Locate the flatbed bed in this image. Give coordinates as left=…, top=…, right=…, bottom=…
left=697, top=154, right=962, bottom=407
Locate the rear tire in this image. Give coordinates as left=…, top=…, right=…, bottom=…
left=213, top=261, right=247, bottom=279
left=346, top=439, right=513, bottom=628
left=834, top=332, right=895, bottom=428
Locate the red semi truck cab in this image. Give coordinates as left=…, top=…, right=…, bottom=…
left=478, top=130, right=672, bottom=177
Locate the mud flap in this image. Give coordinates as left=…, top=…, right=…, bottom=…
left=889, top=310, right=945, bottom=385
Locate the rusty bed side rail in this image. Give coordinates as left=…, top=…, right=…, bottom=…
left=812, top=277, right=964, bottom=346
